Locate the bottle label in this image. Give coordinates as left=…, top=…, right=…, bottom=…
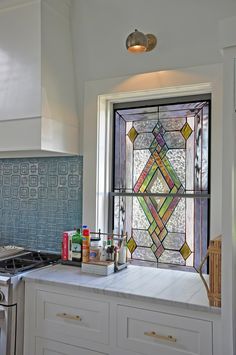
left=72, top=243, right=81, bottom=252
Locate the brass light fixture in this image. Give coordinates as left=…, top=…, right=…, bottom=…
left=126, top=29, right=157, bottom=53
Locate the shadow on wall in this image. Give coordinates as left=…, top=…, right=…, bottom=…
left=0, top=156, right=83, bottom=251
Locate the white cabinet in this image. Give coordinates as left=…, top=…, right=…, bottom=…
left=35, top=289, right=109, bottom=345
left=0, top=0, right=79, bottom=157
left=117, top=305, right=212, bottom=355
left=35, top=338, right=108, bottom=355
left=24, top=281, right=221, bottom=355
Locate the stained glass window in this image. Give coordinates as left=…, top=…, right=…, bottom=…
left=112, top=96, right=210, bottom=272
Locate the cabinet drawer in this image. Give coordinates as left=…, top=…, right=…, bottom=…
left=117, top=305, right=212, bottom=355
left=36, top=290, right=109, bottom=345
left=35, top=337, right=108, bottom=355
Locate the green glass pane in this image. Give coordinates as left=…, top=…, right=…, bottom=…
left=140, top=162, right=158, bottom=192
left=159, top=196, right=173, bottom=218
left=162, top=156, right=182, bottom=189
left=137, top=197, right=154, bottom=224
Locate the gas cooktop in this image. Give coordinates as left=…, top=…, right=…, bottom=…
left=0, top=250, right=61, bottom=275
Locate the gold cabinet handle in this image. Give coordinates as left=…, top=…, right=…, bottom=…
left=144, top=331, right=177, bottom=343
left=56, top=312, right=82, bottom=321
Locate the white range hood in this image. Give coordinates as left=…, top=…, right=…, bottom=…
left=0, top=0, right=79, bottom=157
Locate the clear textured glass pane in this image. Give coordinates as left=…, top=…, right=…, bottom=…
left=164, top=132, right=185, bottom=149
left=147, top=169, right=170, bottom=193
left=134, top=120, right=158, bottom=133
left=125, top=196, right=133, bottom=238
left=113, top=196, right=120, bottom=234
left=132, top=247, right=156, bottom=261
left=166, top=149, right=185, bottom=188
left=158, top=250, right=185, bottom=265
left=166, top=198, right=185, bottom=233
left=160, top=118, right=186, bottom=131
left=132, top=197, right=149, bottom=229
left=133, top=229, right=153, bottom=247
left=162, top=233, right=185, bottom=250
left=134, top=133, right=154, bottom=150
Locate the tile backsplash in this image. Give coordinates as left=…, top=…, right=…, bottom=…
left=0, top=156, right=83, bottom=252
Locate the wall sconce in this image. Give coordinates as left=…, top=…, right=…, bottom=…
left=126, top=29, right=157, bottom=53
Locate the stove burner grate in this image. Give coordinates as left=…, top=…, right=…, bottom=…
left=0, top=251, right=60, bottom=275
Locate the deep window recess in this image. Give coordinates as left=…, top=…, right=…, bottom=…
left=111, top=95, right=211, bottom=272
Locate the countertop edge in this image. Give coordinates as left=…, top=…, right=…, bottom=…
left=23, top=274, right=221, bottom=315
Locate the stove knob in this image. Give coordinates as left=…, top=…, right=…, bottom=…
left=0, top=291, right=5, bottom=302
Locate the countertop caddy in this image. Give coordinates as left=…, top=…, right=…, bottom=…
left=23, top=264, right=222, bottom=355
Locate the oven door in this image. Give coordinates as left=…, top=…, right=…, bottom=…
left=0, top=308, right=7, bottom=355
left=0, top=307, right=18, bottom=355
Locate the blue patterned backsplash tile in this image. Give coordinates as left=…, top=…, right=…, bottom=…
left=0, top=156, right=83, bottom=252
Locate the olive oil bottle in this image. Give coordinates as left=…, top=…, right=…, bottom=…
left=72, top=228, right=83, bottom=262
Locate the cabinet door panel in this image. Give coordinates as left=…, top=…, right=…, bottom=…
left=0, top=2, right=41, bottom=121
left=117, top=305, right=212, bottom=355
left=36, top=337, right=108, bottom=355
left=36, top=289, right=109, bottom=345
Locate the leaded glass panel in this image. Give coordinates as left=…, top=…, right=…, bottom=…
left=113, top=98, right=210, bottom=271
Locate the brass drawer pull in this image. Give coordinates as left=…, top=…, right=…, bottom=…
left=56, top=312, right=82, bottom=321
left=144, top=331, right=177, bottom=343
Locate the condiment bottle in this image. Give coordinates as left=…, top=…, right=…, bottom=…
left=82, top=228, right=90, bottom=262
left=100, top=240, right=107, bottom=261
left=72, top=228, right=83, bottom=262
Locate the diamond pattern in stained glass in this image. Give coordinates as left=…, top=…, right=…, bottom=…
left=151, top=244, right=157, bottom=253
left=114, top=99, right=210, bottom=271
left=155, top=244, right=165, bottom=258
left=127, top=127, right=138, bottom=143
left=181, top=122, right=193, bottom=140
left=180, top=242, right=192, bottom=260
left=147, top=169, right=170, bottom=194
left=151, top=232, right=161, bottom=248
left=127, top=237, right=137, bottom=253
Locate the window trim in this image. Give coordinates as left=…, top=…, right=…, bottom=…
left=96, top=83, right=213, bottom=234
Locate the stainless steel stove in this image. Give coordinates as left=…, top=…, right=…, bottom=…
left=0, top=246, right=60, bottom=355
left=0, top=250, right=60, bottom=276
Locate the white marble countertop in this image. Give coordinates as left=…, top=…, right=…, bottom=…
left=23, top=263, right=220, bottom=315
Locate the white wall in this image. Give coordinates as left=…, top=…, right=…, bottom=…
left=71, top=0, right=236, bottom=153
